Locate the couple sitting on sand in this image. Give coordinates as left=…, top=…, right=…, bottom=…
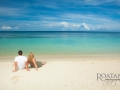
left=12, top=50, right=46, bottom=72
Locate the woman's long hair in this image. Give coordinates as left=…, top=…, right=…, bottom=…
left=27, top=52, right=34, bottom=62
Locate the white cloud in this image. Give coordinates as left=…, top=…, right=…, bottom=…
left=45, top=21, right=120, bottom=31
left=1, top=26, right=19, bottom=30
left=1, top=26, right=13, bottom=30
left=47, top=21, right=90, bottom=30
left=59, top=13, right=120, bottom=30
left=80, top=23, right=90, bottom=30
left=60, top=22, right=69, bottom=27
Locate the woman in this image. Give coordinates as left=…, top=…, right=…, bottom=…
left=27, top=52, right=46, bottom=70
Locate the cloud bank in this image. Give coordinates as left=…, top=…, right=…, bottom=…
left=1, top=26, right=18, bottom=30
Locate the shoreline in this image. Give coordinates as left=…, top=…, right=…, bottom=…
left=0, top=54, right=120, bottom=62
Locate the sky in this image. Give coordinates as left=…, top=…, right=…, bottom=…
left=0, top=0, right=120, bottom=31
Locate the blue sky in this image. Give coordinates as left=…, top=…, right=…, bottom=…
left=0, top=0, right=120, bottom=31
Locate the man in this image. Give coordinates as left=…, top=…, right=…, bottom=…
left=12, top=50, right=29, bottom=72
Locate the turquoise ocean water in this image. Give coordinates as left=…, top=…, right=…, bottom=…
left=0, top=31, right=120, bottom=57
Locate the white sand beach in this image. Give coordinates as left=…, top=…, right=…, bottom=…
left=0, top=56, right=120, bottom=90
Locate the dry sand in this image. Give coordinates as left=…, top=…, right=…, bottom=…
left=0, top=56, right=120, bottom=90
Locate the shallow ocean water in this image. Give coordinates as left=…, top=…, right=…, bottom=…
left=0, top=31, right=120, bottom=57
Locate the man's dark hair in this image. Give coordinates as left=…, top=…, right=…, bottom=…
left=18, top=50, right=22, bottom=55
